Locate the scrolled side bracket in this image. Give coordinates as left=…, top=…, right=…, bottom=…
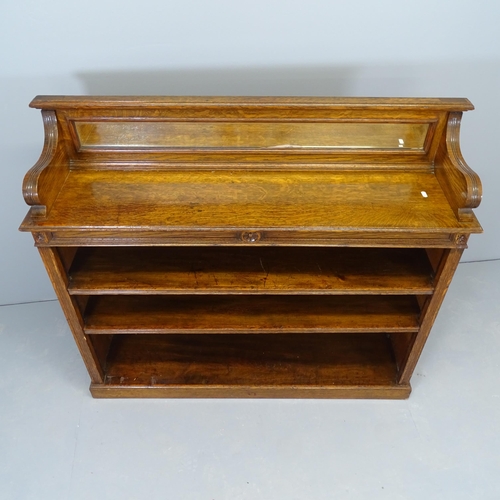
left=447, top=112, right=482, bottom=209
left=22, top=110, right=59, bottom=217
left=435, top=112, right=483, bottom=222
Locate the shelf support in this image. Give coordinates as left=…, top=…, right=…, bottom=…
left=37, top=246, right=104, bottom=383
left=398, top=247, right=464, bottom=384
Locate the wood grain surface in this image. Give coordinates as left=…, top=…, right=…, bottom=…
left=24, top=170, right=470, bottom=232
left=89, top=332, right=409, bottom=399
left=20, top=96, right=482, bottom=398
left=83, top=295, right=420, bottom=334
left=68, top=247, right=434, bottom=295
left=30, top=95, right=474, bottom=110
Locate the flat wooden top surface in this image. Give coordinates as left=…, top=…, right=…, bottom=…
left=30, top=95, right=474, bottom=110
left=23, top=169, right=479, bottom=233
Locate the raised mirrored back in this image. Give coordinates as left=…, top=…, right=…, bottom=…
left=74, top=121, right=429, bottom=151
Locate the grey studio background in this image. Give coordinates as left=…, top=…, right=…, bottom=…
left=1, top=1, right=499, bottom=499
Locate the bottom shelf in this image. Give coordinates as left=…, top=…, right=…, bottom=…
left=90, top=333, right=411, bottom=399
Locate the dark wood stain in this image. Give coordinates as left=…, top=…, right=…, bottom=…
left=19, top=96, right=482, bottom=399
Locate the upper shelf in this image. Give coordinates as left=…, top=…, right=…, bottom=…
left=20, top=96, right=482, bottom=236
left=20, top=169, right=479, bottom=234
left=68, top=247, right=435, bottom=295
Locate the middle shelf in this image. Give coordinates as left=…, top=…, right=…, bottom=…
left=83, top=295, right=421, bottom=334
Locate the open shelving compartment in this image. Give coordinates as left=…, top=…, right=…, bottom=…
left=20, top=96, right=482, bottom=398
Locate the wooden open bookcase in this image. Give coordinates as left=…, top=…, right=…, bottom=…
left=20, top=96, right=482, bottom=399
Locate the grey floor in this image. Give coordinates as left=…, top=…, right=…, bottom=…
left=1, top=260, right=499, bottom=500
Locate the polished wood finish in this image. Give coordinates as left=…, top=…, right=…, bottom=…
left=398, top=247, right=464, bottom=383
left=83, top=295, right=420, bottom=335
left=90, top=333, right=410, bottom=399
left=68, top=247, right=435, bottom=295
left=435, top=113, right=482, bottom=221
left=20, top=170, right=479, bottom=235
left=29, top=95, right=475, bottom=110
left=20, top=96, right=482, bottom=399
left=37, top=246, right=103, bottom=382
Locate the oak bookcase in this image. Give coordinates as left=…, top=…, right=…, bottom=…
left=20, top=96, right=482, bottom=399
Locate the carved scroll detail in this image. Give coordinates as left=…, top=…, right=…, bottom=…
left=453, top=233, right=468, bottom=248
left=22, top=110, right=58, bottom=215
left=33, top=232, right=51, bottom=245
left=447, top=112, right=482, bottom=209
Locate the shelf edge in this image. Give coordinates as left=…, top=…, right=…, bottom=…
left=90, top=383, right=411, bottom=399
